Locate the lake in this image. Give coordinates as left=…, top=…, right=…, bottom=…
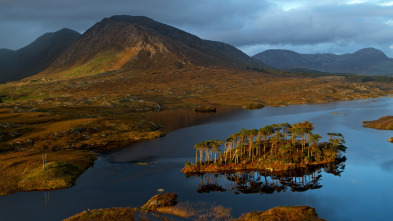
left=1, top=97, right=393, bottom=221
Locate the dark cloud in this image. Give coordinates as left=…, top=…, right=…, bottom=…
left=1, top=0, right=393, bottom=56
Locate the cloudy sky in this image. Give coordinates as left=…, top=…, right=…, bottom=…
left=1, top=0, right=393, bottom=56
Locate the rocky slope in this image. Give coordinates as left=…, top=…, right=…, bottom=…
left=38, top=15, right=264, bottom=79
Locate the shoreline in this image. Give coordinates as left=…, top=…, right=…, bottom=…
left=0, top=95, right=385, bottom=195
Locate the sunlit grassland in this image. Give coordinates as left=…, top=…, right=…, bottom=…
left=64, top=208, right=139, bottom=221
left=0, top=150, right=97, bottom=195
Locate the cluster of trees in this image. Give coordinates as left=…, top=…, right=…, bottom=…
left=193, top=121, right=346, bottom=167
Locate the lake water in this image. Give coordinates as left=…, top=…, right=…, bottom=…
left=1, top=97, right=393, bottom=221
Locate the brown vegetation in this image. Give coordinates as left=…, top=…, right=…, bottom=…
left=157, top=201, right=232, bottom=220
left=362, top=116, right=393, bottom=130
left=242, top=102, right=264, bottom=109
left=0, top=105, right=163, bottom=152
left=194, top=105, right=217, bottom=112
left=0, top=66, right=388, bottom=152
left=141, top=192, right=178, bottom=211
left=64, top=208, right=138, bottom=221
left=362, top=116, right=393, bottom=142
left=236, top=206, right=325, bottom=221
left=0, top=150, right=97, bottom=195
left=65, top=193, right=325, bottom=221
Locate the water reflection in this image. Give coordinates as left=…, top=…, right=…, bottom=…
left=146, top=106, right=243, bottom=133
left=44, top=191, right=50, bottom=206
left=188, top=157, right=346, bottom=194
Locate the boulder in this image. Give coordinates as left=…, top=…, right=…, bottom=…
left=141, top=193, right=177, bottom=211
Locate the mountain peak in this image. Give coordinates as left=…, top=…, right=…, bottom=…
left=353, top=47, right=388, bottom=59
left=38, top=15, right=264, bottom=78
left=107, top=15, right=155, bottom=23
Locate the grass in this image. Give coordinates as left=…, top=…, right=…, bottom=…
left=236, top=206, right=325, bottom=221
left=0, top=150, right=97, bottom=195
left=65, top=201, right=232, bottom=221
left=64, top=50, right=125, bottom=77
left=242, top=102, right=264, bottom=109
left=0, top=105, right=163, bottom=152
left=157, top=201, right=232, bottom=221
left=64, top=208, right=139, bottom=221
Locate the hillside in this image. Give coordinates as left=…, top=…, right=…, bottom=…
left=253, top=48, right=393, bottom=76
left=36, top=15, right=264, bottom=79
left=0, top=29, right=81, bottom=83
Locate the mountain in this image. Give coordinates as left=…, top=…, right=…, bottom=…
left=0, top=28, right=81, bottom=83
left=38, top=15, right=264, bottom=78
left=253, top=48, right=393, bottom=76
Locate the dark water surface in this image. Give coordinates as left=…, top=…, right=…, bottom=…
left=2, top=97, right=393, bottom=221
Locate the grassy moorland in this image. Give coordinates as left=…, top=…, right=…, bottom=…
left=0, top=150, right=97, bottom=195
left=0, top=67, right=390, bottom=194
left=182, top=121, right=346, bottom=174
left=0, top=67, right=390, bottom=151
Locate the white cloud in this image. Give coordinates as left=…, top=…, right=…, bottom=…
left=379, top=1, right=393, bottom=6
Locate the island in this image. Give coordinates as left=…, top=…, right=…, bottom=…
left=182, top=121, right=346, bottom=174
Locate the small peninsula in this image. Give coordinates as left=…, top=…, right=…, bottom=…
left=182, top=121, right=346, bottom=174
left=362, top=116, right=393, bottom=142
left=362, top=116, right=393, bottom=130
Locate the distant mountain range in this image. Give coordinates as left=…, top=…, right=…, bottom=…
left=0, top=29, right=81, bottom=83
left=253, top=48, right=393, bottom=76
left=1, top=15, right=393, bottom=84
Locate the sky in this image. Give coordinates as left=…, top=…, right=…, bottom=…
left=1, top=0, right=393, bottom=56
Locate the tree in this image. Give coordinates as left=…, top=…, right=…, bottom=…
left=247, top=129, right=258, bottom=161
left=271, top=131, right=285, bottom=155
left=194, top=142, right=205, bottom=164
left=292, top=121, right=314, bottom=153
left=211, top=139, right=223, bottom=163
left=259, top=125, right=275, bottom=158
left=308, top=134, right=322, bottom=158
left=328, top=133, right=346, bottom=151
left=280, top=123, right=292, bottom=141
left=187, top=122, right=347, bottom=172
